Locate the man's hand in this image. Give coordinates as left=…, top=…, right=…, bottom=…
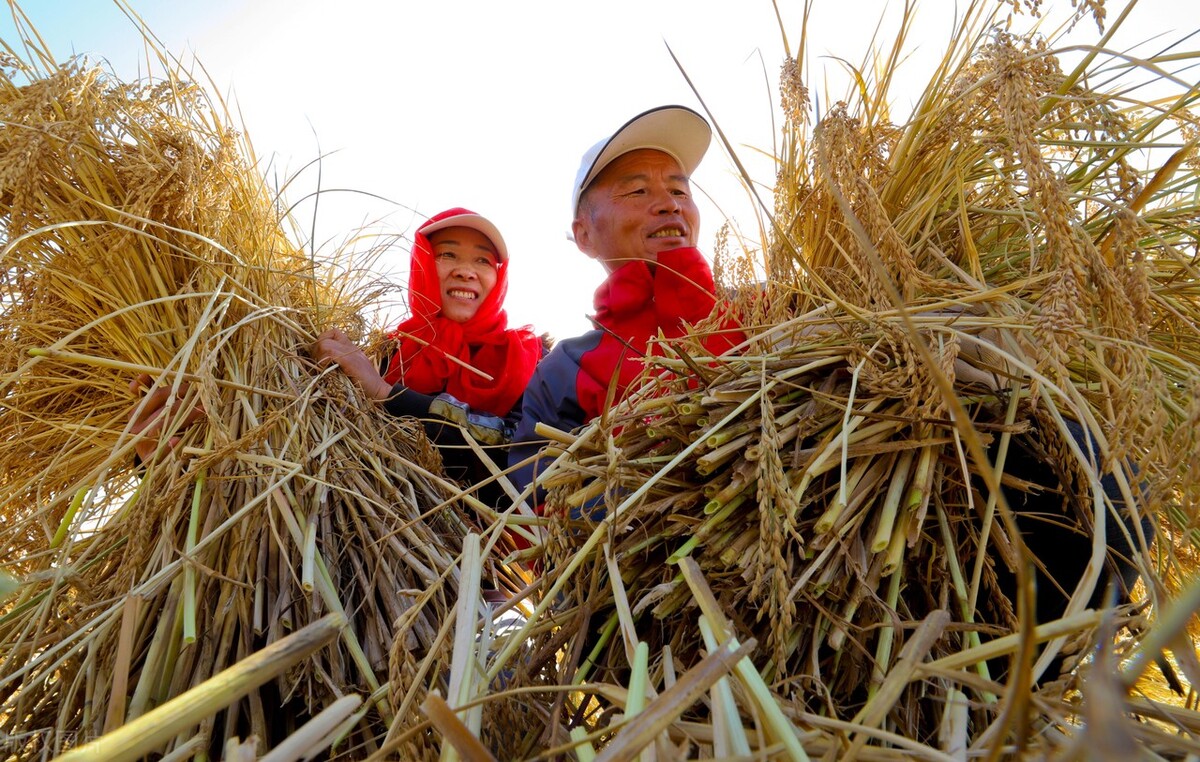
left=310, top=328, right=392, bottom=400
left=127, top=373, right=206, bottom=462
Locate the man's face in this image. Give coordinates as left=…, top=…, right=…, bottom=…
left=572, top=149, right=700, bottom=273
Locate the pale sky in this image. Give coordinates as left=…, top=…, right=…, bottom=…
left=3, top=0, right=1193, bottom=340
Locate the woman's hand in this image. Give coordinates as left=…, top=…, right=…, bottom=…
left=311, top=328, right=393, bottom=400
left=127, top=373, right=206, bottom=462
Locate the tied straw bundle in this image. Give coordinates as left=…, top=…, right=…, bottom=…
left=0, top=7, right=524, bottom=759
left=475, top=1, right=1200, bottom=759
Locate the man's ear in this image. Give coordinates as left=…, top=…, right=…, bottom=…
left=572, top=217, right=595, bottom=258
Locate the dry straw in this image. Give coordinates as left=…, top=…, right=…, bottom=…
left=0, top=3, right=524, bottom=758
left=4, top=0, right=1200, bottom=760
left=477, top=0, right=1200, bottom=758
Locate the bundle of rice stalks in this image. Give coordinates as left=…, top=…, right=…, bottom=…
left=481, top=1, right=1200, bottom=757
left=0, top=12, right=511, bottom=759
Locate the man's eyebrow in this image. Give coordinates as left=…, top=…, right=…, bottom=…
left=613, top=172, right=691, bottom=184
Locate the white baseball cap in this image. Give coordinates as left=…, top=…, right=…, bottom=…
left=571, top=105, right=711, bottom=218
left=418, top=208, right=508, bottom=262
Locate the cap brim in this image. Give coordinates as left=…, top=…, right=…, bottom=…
left=418, top=213, right=508, bottom=262
left=572, top=105, right=711, bottom=216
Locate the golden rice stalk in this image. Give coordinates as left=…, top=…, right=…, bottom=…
left=487, top=1, right=1200, bottom=757
left=0, top=13, right=505, bottom=758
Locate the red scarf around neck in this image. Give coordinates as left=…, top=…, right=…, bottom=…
left=581, top=247, right=745, bottom=411
left=383, top=208, right=542, bottom=417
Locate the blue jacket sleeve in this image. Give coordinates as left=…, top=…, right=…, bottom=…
left=507, top=340, right=590, bottom=503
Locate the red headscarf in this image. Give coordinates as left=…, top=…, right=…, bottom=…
left=383, top=208, right=542, bottom=417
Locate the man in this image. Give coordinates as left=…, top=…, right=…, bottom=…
left=507, top=105, right=742, bottom=498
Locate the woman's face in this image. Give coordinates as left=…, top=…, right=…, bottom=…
left=428, top=226, right=500, bottom=322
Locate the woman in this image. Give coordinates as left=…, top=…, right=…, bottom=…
left=310, top=207, right=544, bottom=486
